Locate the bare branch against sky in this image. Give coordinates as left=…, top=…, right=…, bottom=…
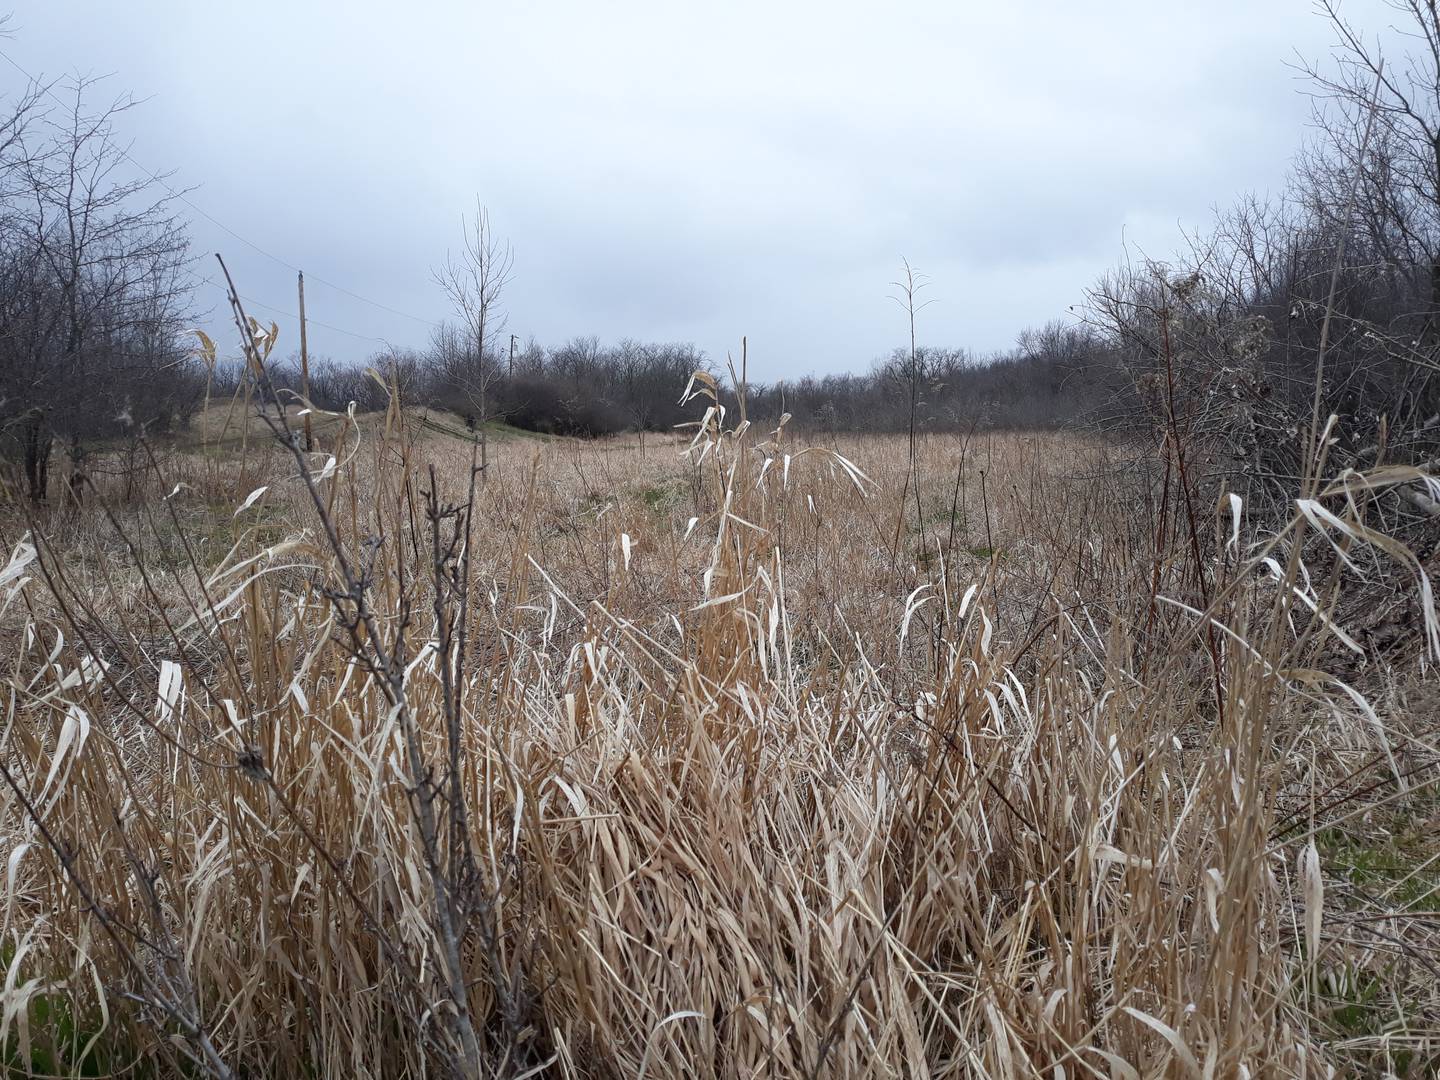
left=0, top=0, right=1400, bottom=374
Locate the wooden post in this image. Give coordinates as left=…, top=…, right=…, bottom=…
left=298, top=271, right=313, bottom=453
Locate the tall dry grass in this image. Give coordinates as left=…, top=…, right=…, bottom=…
left=0, top=354, right=1437, bottom=1076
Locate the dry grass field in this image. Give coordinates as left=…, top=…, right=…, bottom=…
left=1, top=377, right=1438, bottom=1077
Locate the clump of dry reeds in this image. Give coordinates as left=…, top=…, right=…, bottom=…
left=1, top=297, right=1438, bottom=1076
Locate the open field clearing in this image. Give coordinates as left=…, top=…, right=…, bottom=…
left=0, top=380, right=1437, bottom=1078
left=9, top=4, right=1440, bottom=1074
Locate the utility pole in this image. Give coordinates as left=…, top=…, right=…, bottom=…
left=509, top=333, right=518, bottom=377
left=298, top=271, right=313, bottom=453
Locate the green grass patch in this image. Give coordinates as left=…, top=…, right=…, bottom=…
left=638, top=477, right=688, bottom=512
left=1315, top=815, right=1440, bottom=912
left=0, top=947, right=126, bottom=1078
left=1307, top=795, right=1440, bottom=1076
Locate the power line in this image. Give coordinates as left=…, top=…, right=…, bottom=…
left=0, top=47, right=446, bottom=331
left=188, top=270, right=390, bottom=345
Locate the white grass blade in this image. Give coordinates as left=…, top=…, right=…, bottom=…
left=234, top=486, right=269, bottom=517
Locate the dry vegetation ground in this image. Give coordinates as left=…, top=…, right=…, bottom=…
left=0, top=389, right=1438, bottom=1077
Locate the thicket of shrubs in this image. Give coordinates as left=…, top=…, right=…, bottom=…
left=241, top=336, right=705, bottom=440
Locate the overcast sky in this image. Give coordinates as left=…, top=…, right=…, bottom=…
left=2, top=0, right=1398, bottom=378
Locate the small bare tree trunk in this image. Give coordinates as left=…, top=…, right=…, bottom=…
left=480, top=385, right=489, bottom=480
left=21, top=407, right=50, bottom=504
left=298, top=271, right=314, bottom=453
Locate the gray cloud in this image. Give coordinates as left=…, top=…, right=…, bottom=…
left=6, top=0, right=1395, bottom=378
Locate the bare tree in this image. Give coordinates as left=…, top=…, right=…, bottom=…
left=1303, top=2, right=1440, bottom=311
left=0, top=74, right=194, bottom=503
left=888, top=260, right=934, bottom=565
left=0, top=67, right=51, bottom=500
left=433, top=202, right=513, bottom=478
